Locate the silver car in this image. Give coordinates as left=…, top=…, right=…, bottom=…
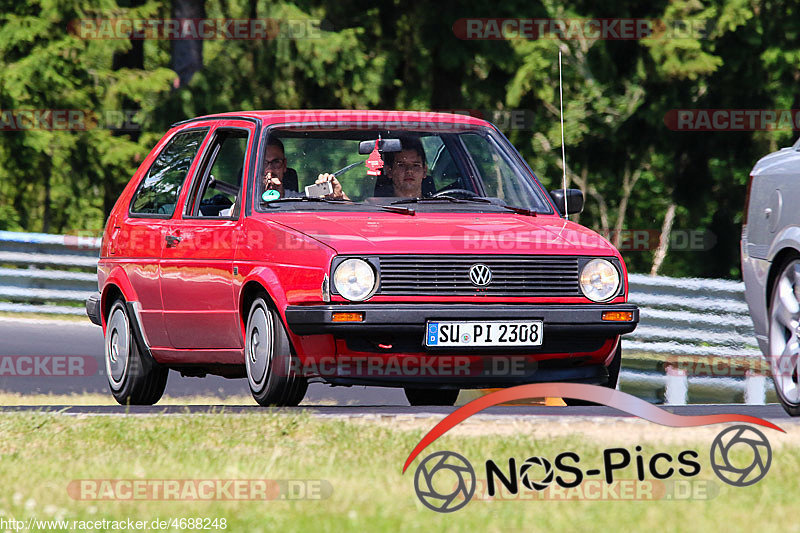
left=742, top=137, right=800, bottom=415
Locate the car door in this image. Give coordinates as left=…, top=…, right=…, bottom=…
left=116, top=127, right=211, bottom=348
left=160, top=120, right=256, bottom=350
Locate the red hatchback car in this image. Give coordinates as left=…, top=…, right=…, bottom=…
left=86, top=110, right=638, bottom=406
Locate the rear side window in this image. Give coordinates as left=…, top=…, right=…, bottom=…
left=130, top=129, right=208, bottom=216
left=188, top=130, right=248, bottom=217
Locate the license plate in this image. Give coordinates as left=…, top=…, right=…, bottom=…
left=425, top=321, right=543, bottom=347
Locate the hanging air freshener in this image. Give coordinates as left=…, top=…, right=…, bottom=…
left=365, top=138, right=384, bottom=176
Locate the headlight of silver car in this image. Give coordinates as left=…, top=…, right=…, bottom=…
left=333, top=259, right=377, bottom=301
left=579, top=259, right=620, bottom=302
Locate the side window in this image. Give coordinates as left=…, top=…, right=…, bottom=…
left=191, top=130, right=248, bottom=217
left=130, top=129, right=208, bottom=216
left=281, top=137, right=362, bottom=197
left=461, top=132, right=536, bottom=208
left=424, top=139, right=461, bottom=191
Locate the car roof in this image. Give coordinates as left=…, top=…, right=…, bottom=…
left=172, top=109, right=492, bottom=129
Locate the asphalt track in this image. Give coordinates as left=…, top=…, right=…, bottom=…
left=0, top=317, right=797, bottom=421
left=0, top=404, right=795, bottom=420
left=0, top=318, right=407, bottom=405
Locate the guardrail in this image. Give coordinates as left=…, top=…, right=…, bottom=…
left=0, top=231, right=100, bottom=315
left=626, top=273, right=759, bottom=357
left=0, top=231, right=769, bottom=403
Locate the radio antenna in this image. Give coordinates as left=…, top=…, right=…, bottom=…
left=559, top=50, right=568, bottom=219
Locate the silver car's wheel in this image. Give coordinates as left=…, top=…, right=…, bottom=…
left=105, top=303, right=130, bottom=391
left=768, top=259, right=800, bottom=414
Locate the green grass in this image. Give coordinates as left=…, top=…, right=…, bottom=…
left=0, top=413, right=796, bottom=532
left=0, top=393, right=254, bottom=406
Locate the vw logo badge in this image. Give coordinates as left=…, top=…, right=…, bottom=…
left=469, top=264, right=492, bottom=286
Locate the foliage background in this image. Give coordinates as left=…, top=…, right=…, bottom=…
left=1, top=0, right=798, bottom=279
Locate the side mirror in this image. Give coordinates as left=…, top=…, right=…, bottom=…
left=549, top=189, right=584, bottom=216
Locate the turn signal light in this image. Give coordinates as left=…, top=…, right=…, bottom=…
left=602, top=311, right=633, bottom=322
left=332, top=312, right=365, bottom=322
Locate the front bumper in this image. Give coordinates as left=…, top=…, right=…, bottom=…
left=290, top=303, right=637, bottom=387
left=284, top=303, right=639, bottom=337
left=86, top=292, right=102, bottom=326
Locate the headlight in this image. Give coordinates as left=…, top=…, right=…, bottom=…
left=333, top=259, right=377, bottom=301
left=579, top=259, right=620, bottom=302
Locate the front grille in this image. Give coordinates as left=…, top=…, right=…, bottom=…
left=377, top=255, right=580, bottom=297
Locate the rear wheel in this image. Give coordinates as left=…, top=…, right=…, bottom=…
left=768, top=259, right=800, bottom=416
left=404, top=388, right=459, bottom=406
left=104, top=299, right=168, bottom=405
left=564, top=344, right=621, bottom=406
left=245, top=295, right=307, bottom=406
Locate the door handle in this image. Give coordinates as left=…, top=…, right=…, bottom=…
left=165, top=234, right=181, bottom=247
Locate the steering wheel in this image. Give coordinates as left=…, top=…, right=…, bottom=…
left=433, top=188, right=478, bottom=199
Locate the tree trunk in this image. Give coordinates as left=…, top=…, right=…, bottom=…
left=612, top=164, right=642, bottom=249
left=650, top=203, right=677, bottom=276
left=172, top=0, right=206, bottom=88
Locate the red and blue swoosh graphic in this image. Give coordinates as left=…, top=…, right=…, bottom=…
left=402, top=383, right=785, bottom=474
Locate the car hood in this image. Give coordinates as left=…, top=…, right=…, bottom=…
left=268, top=212, right=618, bottom=256
left=752, top=146, right=800, bottom=175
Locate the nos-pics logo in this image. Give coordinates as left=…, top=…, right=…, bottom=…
left=403, top=384, right=782, bottom=513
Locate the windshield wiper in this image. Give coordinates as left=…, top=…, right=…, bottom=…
left=500, top=204, right=538, bottom=216
left=377, top=204, right=415, bottom=216
left=390, top=196, right=493, bottom=206
left=390, top=196, right=538, bottom=216
left=263, top=197, right=356, bottom=206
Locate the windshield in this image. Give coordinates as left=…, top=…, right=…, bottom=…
left=252, top=125, right=553, bottom=214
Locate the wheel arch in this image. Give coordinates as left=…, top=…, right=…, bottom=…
left=766, top=247, right=800, bottom=310
left=99, top=267, right=138, bottom=327
left=240, top=280, right=272, bottom=329
left=237, top=267, right=291, bottom=328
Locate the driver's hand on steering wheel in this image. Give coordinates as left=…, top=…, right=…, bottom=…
left=315, top=173, right=350, bottom=200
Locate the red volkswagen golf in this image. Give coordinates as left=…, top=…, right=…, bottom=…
left=86, top=110, right=638, bottom=406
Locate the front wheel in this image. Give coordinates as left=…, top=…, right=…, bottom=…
left=404, top=388, right=459, bottom=406
left=104, top=299, right=168, bottom=405
left=245, top=296, right=307, bottom=406
left=768, top=259, right=800, bottom=416
left=564, top=344, right=621, bottom=406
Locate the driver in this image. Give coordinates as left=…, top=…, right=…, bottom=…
left=262, top=137, right=302, bottom=198
left=317, top=137, right=431, bottom=199
left=264, top=137, right=349, bottom=200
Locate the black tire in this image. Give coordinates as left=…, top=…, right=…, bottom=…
left=767, top=258, right=800, bottom=416
left=104, top=299, right=168, bottom=405
left=564, top=344, right=622, bottom=407
left=404, top=388, right=459, bottom=406
left=245, top=295, right=308, bottom=407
